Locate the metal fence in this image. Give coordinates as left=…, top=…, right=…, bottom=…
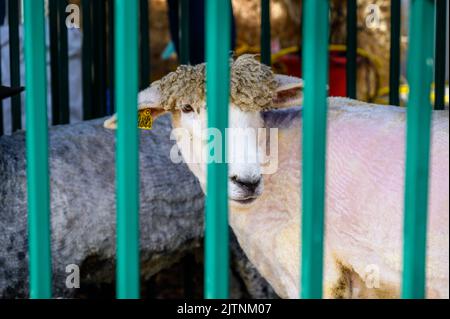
left=3, top=0, right=447, bottom=298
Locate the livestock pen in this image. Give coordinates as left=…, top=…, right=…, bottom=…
left=0, top=0, right=448, bottom=299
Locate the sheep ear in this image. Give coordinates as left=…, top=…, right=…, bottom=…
left=271, top=74, right=303, bottom=109
left=103, top=84, right=167, bottom=130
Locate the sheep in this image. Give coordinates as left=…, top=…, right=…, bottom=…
left=0, top=116, right=278, bottom=298
left=0, top=118, right=206, bottom=297
left=105, top=54, right=449, bottom=298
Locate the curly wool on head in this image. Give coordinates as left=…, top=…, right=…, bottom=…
left=157, top=63, right=206, bottom=112
left=230, top=54, right=278, bottom=111
left=155, top=54, right=278, bottom=112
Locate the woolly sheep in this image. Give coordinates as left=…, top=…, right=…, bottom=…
left=105, top=55, right=449, bottom=298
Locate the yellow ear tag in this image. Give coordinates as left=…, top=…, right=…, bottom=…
left=138, top=109, right=153, bottom=130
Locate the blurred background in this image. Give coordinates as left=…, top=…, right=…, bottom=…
left=1, top=0, right=449, bottom=136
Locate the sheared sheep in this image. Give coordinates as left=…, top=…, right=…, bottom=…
left=105, top=54, right=449, bottom=298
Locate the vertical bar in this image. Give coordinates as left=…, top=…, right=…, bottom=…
left=301, top=0, right=329, bottom=299
left=389, top=0, right=401, bottom=106
left=139, top=0, right=150, bottom=88
left=82, top=0, right=93, bottom=120
left=115, top=0, right=140, bottom=299
left=49, top=0, right=70, bottom=125
left=8, top=0, right=21, bottom=131
left=93, top=0, right=107, bottom=117
left=23, top=0, right=52, bottom=299
left=108, top=0, right=115, bottom=114
left=205, top=0, right=230, bottom=299
left=58, top=0, right=70, bottom=124
left=402, top=0, right=435, bottom=299
left=346, top=0, right=357, bottom=99
left=261, top=0, right=271, bottom=66
left=179, top=0, right=190, bottom=64
left=49, top=0, right=61, bottom=125
left=434, top=0, right=447, bottom=110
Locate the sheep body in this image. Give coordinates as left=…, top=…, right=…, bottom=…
left=106, top=55, right=449, bottom=298
left=0, top=118, right=274, bottom=298
left=229, top=99, right=449, bottom=298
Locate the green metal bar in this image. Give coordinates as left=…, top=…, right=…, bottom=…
left=402, top=0, right=435, bottom=299
left=434, top=0, right=447, bottom=110
left=179, top=0, right=190, bottom=64
left=205, top=0, right=231, bottom=299
left=58, top=0, right=70, bottom=124
left=115, top=0, right=140, bottom=299
left=24, top=0, right=52, bottom=299
left=8, top=0, right=21, bottom=131
left=139, top=0, right=150, bottom=88
left=261, top=0, right=271, bottom=66
left=346, top=0, right=357, bottom=99
left=82, top=0, right=93, bottom=120
left=301, top=0, right=329, bottom=299
left=389, top=0, right=401, bottom=106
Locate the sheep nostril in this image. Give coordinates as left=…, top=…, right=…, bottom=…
left=230, top=176, right=261, bottom=193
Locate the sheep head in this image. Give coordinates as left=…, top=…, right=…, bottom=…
left=104, top=54, right=303, bottom=129
left=153, top=54, right=303, bottom=113
left=104, top=54, right=303, bottom=206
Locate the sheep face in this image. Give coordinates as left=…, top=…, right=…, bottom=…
left=172, top=101, right=267, bottom=205
left=104, top=56, right=303, bottom=206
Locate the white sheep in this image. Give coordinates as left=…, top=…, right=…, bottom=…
left=105, top=55, right=449, bottom=298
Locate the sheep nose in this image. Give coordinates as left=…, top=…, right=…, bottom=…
left=230, top=175, right=261, bottom=193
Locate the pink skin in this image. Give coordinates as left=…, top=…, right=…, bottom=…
left=325, top=104, right=449, bottom=298
left=230, top=101, right=449, bottom=298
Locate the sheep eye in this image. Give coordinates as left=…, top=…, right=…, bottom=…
left=181, top=104, right=194, bottom=113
